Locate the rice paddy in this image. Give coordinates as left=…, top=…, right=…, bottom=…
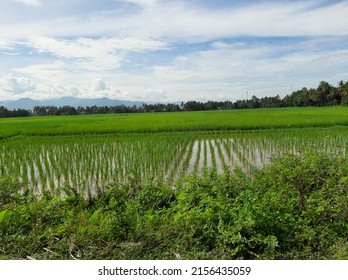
left=1, top=121, right=347, bottom=196
left=1, top=106, right=348, bottom=138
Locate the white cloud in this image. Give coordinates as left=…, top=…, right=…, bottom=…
left=149, top=66, right=197, bottom=81
left=1, top=78, right=128, bottom=100
left=145, top=37, right=348, bottom=101
left=0, top=73, right=36, bottom=95
left=26, top=37, right=122, bottom=71
left=143, top=88, right=169, bottom=101
left=1, top=1, right=348, bottom=102
left=74, top=79, right=122, bottom=99
left=283, top=49, right=348, bottom=63
left=25, top=36, right=168, bottom=71
left=90, top=79, right=108, bottom=92
left=2, top=1, right=348, bottom=41
left=0, top=41, right=13, bottom=51
left=65, top=80, right=125, bottom=99
left=49, top=85, right=80, bottom=98
left=120, top=0, right=157, bottom=8
left=14, top=0, right=41, bottom=6
left=8, top=34, right=348, bottom=102
left=14, top=61, right=70, bottom=83
left=106, top=0, right=348, bottom=41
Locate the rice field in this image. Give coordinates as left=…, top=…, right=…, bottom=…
left=1, top=125, right=347, bottom=196
left=1, top=106, right=348, bottom=138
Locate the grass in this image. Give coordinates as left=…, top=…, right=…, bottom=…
left=1, top=107, right=348, bottom=138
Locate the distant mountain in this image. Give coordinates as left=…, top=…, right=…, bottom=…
left=2, top=98, right=39, bottom=110
left=1, top=97, right=144, bottom=110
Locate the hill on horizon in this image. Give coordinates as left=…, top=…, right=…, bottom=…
left=0, top=97, right=145, bottom=110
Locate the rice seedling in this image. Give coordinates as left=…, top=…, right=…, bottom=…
left=215, top=138, right=228, bottom=171
left=1, top=123, right=348, bottom=197
left=192, top=140, right=201, bottom=174
left=208, top=140, right=217, bottom=171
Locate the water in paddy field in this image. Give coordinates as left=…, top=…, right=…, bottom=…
left=185, top=138, right=272, bottom=175
left=1, top=128, right=347, bottom=196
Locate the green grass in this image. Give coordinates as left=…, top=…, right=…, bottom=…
left=1, top=107, right=348, bottom=138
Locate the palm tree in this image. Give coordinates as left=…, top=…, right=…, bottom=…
left=338, top=80, right=348, bottom=105
left=316, top=81, right=332, bottom=106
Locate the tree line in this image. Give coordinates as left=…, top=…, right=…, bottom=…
left=1, top=80, right=348, bottom=118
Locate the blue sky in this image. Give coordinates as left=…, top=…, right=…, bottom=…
left=1, top=0, right=348, bottom=102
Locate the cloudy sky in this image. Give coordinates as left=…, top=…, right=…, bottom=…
left=1, top=0, right=348, bottom=102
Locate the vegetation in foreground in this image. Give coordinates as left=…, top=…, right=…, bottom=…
left=1, top=152, right=347, bottom=260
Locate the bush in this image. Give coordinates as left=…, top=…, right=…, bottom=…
left=0, top=152, right=347, bottom=259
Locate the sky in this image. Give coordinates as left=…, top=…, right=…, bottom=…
left=1, top=0, right=348, bottom=102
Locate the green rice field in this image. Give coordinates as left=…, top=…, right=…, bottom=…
left=1, top=107, right=348, bottom=196
left=1, top=106, right=348, bottom=138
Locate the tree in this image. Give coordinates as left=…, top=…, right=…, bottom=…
left=316, top=81, right=333, bottom=106
left=0, top=106, right=9, bottom=117
left=33, top=106, right=47, bottom=116
left=338, top=80, right=348, bottom=105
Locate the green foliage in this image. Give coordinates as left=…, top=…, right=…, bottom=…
left=0, top=177, right=32, bottom=206
left=244, top=152, right=348, bottom=258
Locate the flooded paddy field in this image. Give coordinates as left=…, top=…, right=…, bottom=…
left=1, top=126, right=347, bottom=196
